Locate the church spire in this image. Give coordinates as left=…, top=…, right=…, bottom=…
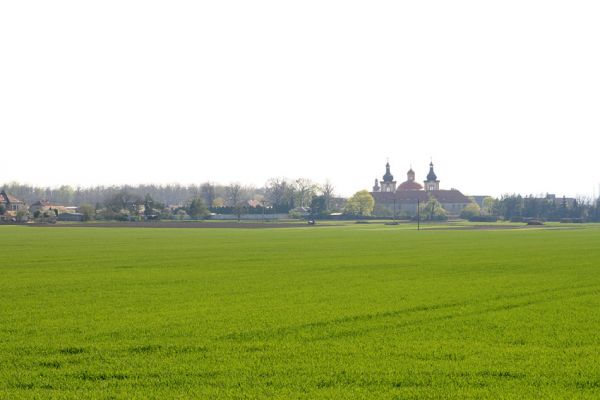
left=372, top=178, right=380, bottom=192
left=424, top=161, right=440, bottom=191
left=383, top=161, right=394, bottom=183
left=380, top=160, right=397, bottom=192
left=426, top=161, right=437, bottom=181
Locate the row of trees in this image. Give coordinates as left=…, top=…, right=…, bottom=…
left=482, top=195, right=600, bottom=221
left=1, top=178, right=341, bottom=221
left=5, top=180, right=600, bottom=222
left=1, top=182, right=259, bottom=209
left=419, top=194, right=600, bottom=222
left=1, top=179, right=337, bottom=212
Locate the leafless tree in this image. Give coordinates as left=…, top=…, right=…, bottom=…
left=265, top=177, right=289, bottom=207
left=321, top=180, right=335, bottom=212
left=200, top=182, right=216, bottom=208
left=294, top=178, right=317, bottom=208
left=226, top=183, right=243, bottom=207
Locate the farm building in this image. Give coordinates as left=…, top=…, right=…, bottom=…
left=370, top=162, right=471, bottom=217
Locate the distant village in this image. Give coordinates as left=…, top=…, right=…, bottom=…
left=1, top=160, right=597, bottom=223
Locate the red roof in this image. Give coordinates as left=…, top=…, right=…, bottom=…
left=398, top=180, right=423, bottom=190
left=372, top=189, right=470, bottom=204
left=0, top=191, right=24, bottom=204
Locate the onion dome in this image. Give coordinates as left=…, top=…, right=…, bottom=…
left=426, top=162, right=437, bottom=181
left=382, top=162, right=394, bottom=182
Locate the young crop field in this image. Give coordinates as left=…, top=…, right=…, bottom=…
left=1, top=223, right=600, bottom=399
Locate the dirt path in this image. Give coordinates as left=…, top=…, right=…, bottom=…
left=25, top=221, right=319, bottom=229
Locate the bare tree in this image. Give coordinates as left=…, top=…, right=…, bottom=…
left=265, top=178, right=290, bottom=208
left=321, top=180, right=335, bottom=212
left=226, top=183, right=243, bottom=207
left=294, top=178, right=317, bottom=208
left=200, top=182, right=216, bottom=208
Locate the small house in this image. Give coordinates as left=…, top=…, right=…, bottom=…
left=0, top=191, right=27, bottom=221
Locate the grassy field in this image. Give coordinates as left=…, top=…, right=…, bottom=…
left=1, top=223, right=600, bottom=399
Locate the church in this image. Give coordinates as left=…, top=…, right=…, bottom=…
left=370, top=161, right=471, bottom=217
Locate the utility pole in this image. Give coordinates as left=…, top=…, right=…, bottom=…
left=417, top=198, right=420, bottom=231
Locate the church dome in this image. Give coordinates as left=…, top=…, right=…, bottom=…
left=398, top=180, right=423, bottom=191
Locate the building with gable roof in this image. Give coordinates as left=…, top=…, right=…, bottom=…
left=0, top=190, right=27, bottom=221
left=29, top=200, right=69, bottom=216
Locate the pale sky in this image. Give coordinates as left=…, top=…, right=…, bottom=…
left=1, top=1, right=599, bottom=198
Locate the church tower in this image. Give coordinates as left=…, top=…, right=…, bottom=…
left=424, top=161, right=440, bottom=191
left=372, top=179, right=380, bottom=192
left=381, top=162, right=397, bottom=192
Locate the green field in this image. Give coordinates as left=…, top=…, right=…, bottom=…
left=1, top=223, right=600, bottom=399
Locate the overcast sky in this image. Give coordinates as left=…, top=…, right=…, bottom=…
left=1, top=1, right=599, bottom=198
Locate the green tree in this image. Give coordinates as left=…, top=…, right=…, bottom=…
left=175, top=209, right=190, bottom=220
left=0, top=204, right=5, bottom=215
left=482, top=197, right=495, bottom=215
left=79, top=204, right=96, bottom=221
left=105, top=190, right=142, bottom=215
left=188, top=198, right=210, bottom=219
left=310, top=195, right=327, bottom=216
left=16, top=210, right=29, bottom=222
left=143, top=194, right=155, bottom=217
left=418, top=196, right=448, bottom=221
left=344, top=190, right=375, bottom=217
left=460, top=202, right=481, bottom=219
left=496, top=194, right=524, bottom=220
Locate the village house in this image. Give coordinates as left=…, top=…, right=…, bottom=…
left=29, top=200, right=69, bottom=216
left=0, top=190, right=27, bottom=221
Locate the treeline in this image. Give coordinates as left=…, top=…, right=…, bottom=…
left=479, top=194, right=600, bottom=222
left=0, top=182, right=238, bottom=208
left=1, top=178, right=339, bottom=216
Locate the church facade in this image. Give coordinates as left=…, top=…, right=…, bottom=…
left=371, top=161, right=471, bottom=217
